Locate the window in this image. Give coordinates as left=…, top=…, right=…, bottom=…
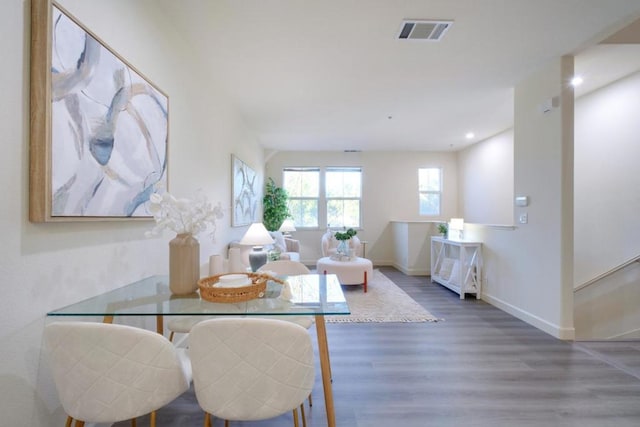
left=326, top=167, right=361, bottom=228
left=282, top=166, right=362, bottom=228
left=283, top=168, right=319, bottom=227
left=419, top=167, right=442, bottom=216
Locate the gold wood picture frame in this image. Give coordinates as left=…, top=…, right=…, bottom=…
left=30, top=0, right=168, bottom=222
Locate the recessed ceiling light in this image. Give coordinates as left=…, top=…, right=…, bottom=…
left=571, top=76, right=584, bottom=87
left=465, top=132, right=475, bottom=139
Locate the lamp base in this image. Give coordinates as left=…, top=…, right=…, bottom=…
left=248, top=247, right=267, bottom=272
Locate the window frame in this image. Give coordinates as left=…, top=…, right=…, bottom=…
left=282, top=166, right=363, bottom=230
left=418, top=167, right=442, bottom=216
left=282, top=167, right=321, bottom=229
left=325, top=166, right=362, bottom=229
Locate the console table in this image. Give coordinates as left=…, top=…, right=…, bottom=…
left=430, top=237, right=482, bottom=299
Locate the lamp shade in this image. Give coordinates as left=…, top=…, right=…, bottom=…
left=240, top=223, right=274, bottom=246
left=278, top=219, right=296, bottom=233
left=449, top=218, right=464, bottom=230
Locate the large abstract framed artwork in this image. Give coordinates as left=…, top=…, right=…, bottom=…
left=231, top=155, right=258, bottom=227
left=29, top=0, right=168, bottom=222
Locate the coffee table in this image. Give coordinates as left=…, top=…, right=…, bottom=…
left=316, top=256, right=373, bottom=292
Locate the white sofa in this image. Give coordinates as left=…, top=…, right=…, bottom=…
left=228, top=231, right=300, bottom=270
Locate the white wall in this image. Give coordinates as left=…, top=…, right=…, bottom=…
left=265, top=151, right=458, bottom=265
left=464, top=57, right=575, bottom=339
left=458, top=129, right=514, bottom=225
left=575, top=262, right=640, bottom=340
left=1, top=1, right=261, bottom=425
left=574, top=70, right=640, bottom=286
left=459, top=67, right=640, bottom=340
left=390, top=221, right=439, bottom=275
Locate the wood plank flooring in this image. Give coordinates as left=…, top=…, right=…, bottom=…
left=114, top=267, right=640, bottom=427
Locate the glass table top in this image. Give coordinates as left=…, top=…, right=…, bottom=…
left=47, top=273, right=350, bottom=317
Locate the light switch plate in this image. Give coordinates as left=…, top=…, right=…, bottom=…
left=519, top=213, right=528, bottom=224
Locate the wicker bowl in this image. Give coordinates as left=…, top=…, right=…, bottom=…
left=198, top=272, right=284, bottom=303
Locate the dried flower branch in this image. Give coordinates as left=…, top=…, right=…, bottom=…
left=146, top=190, right=224, bottom=240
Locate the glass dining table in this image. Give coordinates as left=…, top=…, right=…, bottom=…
left=47, top=273, right=349, bottom=427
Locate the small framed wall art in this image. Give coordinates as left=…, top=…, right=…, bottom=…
left=231, top=154, right=258, bottom=227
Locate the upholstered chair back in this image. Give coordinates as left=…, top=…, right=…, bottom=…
left=258, top=260, right=311, bottom=275
left=44, top=321, right=191, bottom=424
left=189, top=318, right=315, bottom=422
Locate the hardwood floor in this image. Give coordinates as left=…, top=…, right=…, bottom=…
left=115, top=267, right=640, bottom=427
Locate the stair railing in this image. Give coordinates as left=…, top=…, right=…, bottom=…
left=574, top=254, right=640, bottom=292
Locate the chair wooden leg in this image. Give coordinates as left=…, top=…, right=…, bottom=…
left=131, top=417, right=137, bottom=427
left=300, top=402, right=307, bottom=427
left=74, top=421, right=85, bottom=427
left=204, top=412, right=212, bottom=427
left=293, top=407, right=300, bottom=427
left=225, top=420, right=229, bottom=427
left=150, top=411, right=157, bottom=427
left=308, top=393, right=312, bottom=407
left=169, top=331, right=175, bottom=342
left=65, top=416, right=73, bottom=427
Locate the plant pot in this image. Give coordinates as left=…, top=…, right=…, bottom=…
left=336, top=240, right=351, bottom=258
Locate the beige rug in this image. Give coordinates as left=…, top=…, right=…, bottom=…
left=326, top=270, right=440, bottom=323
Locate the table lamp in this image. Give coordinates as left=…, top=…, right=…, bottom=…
left=278, top=219, right=296, bottom=237
left=449, top=218, right=464, bottom=240
left=240, top=222, right=274, bottom=271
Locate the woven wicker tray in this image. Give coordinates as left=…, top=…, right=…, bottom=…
left=198, top=272, right=285, bottom=303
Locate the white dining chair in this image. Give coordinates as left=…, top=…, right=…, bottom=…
left=258, top=260, right=314, bottom=328
left=258, top=259, right=311, bottom=275
left=44, top=321, right=192, bottom=427
left=258, top=260, right=316, bottom=417
left=189, top=318, right=315, bottom=427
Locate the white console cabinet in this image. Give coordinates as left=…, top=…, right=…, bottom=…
left=430, top=237, right=483, bottom=299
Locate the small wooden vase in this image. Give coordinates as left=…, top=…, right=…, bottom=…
left=169, top=233, right=200, bottom=295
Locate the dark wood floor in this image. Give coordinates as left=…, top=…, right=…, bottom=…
left=115, top=267, right=640, bottom=427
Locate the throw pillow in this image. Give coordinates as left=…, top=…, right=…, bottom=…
left=270, top=231, right=287, bottom=253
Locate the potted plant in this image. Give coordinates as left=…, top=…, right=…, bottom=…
left=263, top=178, right=291, bottom=232
left=437, top=223, right=448, bottom=239
left=334, top=228, right=357, bottom=258
left=334, top=228, right=357, bottom=241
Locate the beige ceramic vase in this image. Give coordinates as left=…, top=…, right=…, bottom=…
left=169, top=233, right=200, bottom=295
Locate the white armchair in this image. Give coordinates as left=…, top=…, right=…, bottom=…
left=321, top=229, right=361, bottom=258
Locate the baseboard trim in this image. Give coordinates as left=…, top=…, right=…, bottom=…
left=608, top=327, right=640, bottom=340
left=392, top=262, right=429, bottom=276
left=483, top=293, right=575, bottom=340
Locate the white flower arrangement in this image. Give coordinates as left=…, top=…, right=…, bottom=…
left=146, top=190, right=224, bottom=240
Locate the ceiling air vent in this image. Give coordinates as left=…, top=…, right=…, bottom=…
left=397, top=20, right=453, bottom=41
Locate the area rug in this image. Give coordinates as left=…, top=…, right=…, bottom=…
left=326, top=269, right=440, bottom=323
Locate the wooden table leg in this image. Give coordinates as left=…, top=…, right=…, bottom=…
left=363, top=270, right=367, bottom=293
left=156, top=315, right=164, bottom=335
left=315, top=314, right=335, bottom=427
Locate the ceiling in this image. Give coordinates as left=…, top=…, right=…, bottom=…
left=157, top=0, right=640, bottom=152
